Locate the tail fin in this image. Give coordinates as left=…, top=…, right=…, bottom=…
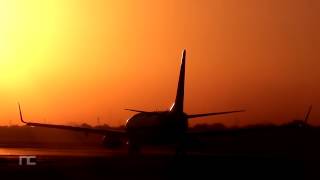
left=304, top=105, right=312, bottom=123
left=170, top=49, right=186, bottom=113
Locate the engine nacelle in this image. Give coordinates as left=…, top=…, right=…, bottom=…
left=102, top=136, right=123, bottom=148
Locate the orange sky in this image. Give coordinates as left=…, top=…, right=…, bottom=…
left=0, top=0, right=319, bottom=127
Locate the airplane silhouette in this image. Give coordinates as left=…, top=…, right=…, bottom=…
left=18, top=49, right=245, bottom=154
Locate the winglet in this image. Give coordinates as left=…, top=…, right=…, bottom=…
left=304, top=105, right=312, bottom=123
left=18, top=102, right=27, bottom=124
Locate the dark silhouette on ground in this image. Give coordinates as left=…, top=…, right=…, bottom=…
left=0, top=121, right=319, bottom=179
left=0, top=121, right=319, bottom=154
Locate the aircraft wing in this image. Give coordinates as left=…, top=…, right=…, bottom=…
left=23, top=122, right=126, bottom=136
left=18, top=104, right=126, bottom=137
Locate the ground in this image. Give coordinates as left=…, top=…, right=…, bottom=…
left=0, top=146, right=312, bottom=179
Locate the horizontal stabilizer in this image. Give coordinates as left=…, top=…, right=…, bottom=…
left=187, top=110, right=245, bottom=119
left=124, top=109, right=151, bottom=113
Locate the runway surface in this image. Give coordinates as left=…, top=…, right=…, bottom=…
left=0, top=146, right=310, bottom=179
left=0, top=147, right=128, bottom=156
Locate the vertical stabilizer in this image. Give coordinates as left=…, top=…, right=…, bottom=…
left=170, top=49, right=186, bottom=113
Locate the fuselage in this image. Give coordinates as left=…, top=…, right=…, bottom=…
left=125, top=111, right=188, bottom=144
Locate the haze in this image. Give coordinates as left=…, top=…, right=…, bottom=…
left=0, top=0, right=319, bottom=127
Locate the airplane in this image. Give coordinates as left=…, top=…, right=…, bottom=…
left=18, top=49, right=245, bottom=154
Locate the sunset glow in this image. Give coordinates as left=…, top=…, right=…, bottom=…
left=0, top=0, right=319, bottom=127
